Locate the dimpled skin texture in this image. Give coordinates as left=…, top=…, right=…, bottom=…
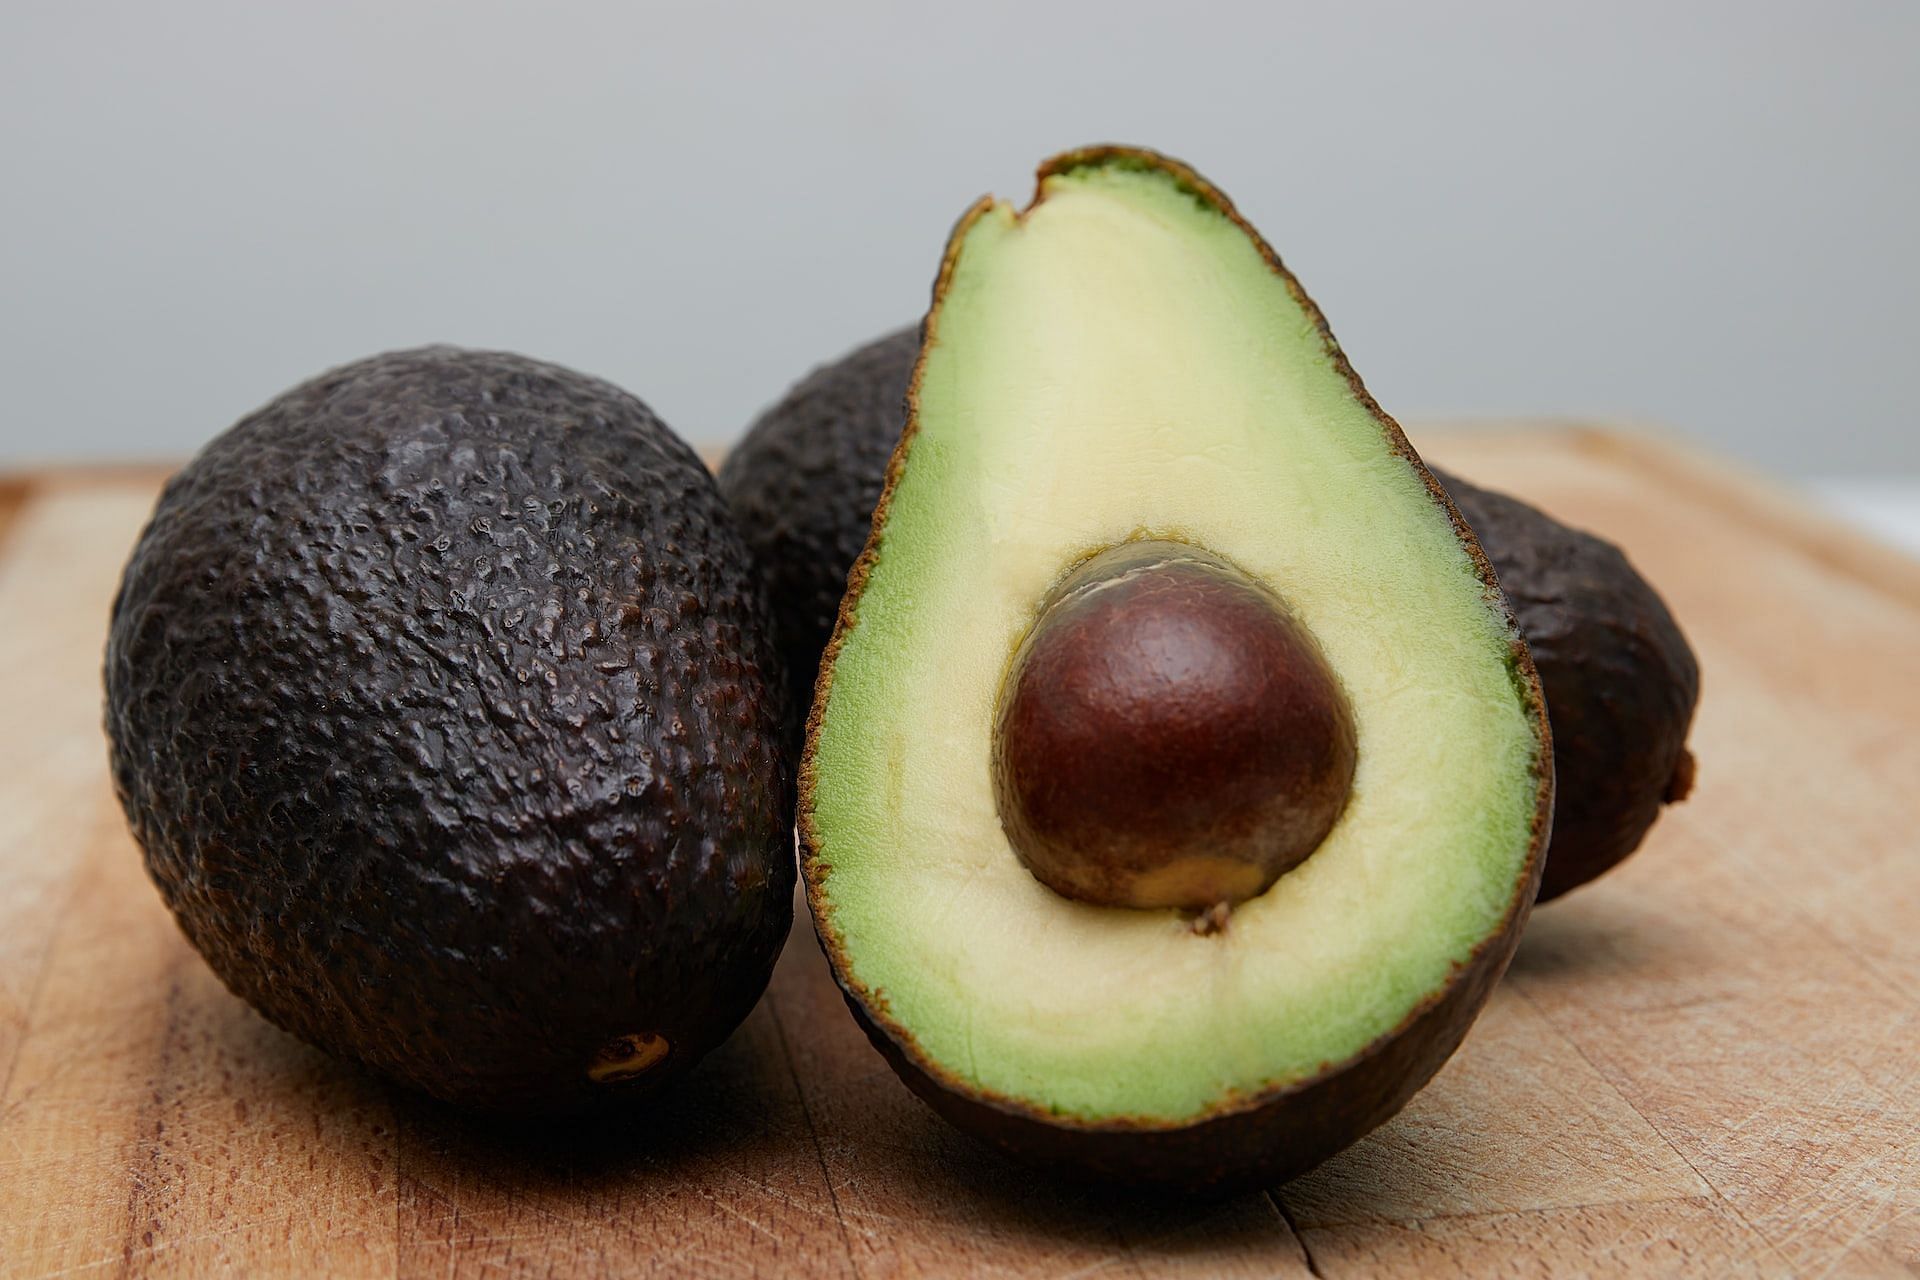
left=717, top=329, right=919, bottom=730
left=105, top=347, right=793, bottom=1113
left=721, top=327, right=1700, bottom=902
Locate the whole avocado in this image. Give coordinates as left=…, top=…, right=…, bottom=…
left=1439, top=475, right=1698, bottom=900
left=717, top=329, right=917, bottom=733
left=720, top=328, right=1698, bottom=902
left=106, top=346, right=794, bottom=1112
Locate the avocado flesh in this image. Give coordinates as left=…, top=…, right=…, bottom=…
left=805, top=154, right=1548, bottom=1131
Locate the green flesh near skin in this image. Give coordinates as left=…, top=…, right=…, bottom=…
left=807, top=158, right=1543, bottom=1125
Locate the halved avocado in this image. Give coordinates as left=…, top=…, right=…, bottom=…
left=799, top=148, right=1553, bottom=1194
left=721, top=332, right=1700, bottom=906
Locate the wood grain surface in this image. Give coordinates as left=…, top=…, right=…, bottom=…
left=0, top=428, right=1913, bottom=1278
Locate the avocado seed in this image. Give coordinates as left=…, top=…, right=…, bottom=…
left=992, top=540, right=1356, bottom=912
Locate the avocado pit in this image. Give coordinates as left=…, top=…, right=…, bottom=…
left=991, top=540, right=1357, bottom=912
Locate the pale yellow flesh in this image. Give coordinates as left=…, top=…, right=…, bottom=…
left=809, top=160, right=1541, bottom=1124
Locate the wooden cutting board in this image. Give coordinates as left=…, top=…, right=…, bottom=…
left=0, top=428, right=1914, bottom=1279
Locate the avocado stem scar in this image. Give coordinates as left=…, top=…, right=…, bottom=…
left=1189, top=902, right=1232, bottom=936
left=587, top=1032, right=671, bottom=1083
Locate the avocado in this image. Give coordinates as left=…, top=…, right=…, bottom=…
left=719, top=329, right=918, bottom=732
left=1441, top=475, right=1698, bottom=900
left=724, top=361, right=1698, bottom=905
left=798, top=147, right=1553, bottom=1192
left=105, top=347, right=794, bottom=1113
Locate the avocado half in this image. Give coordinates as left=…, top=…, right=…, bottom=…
left=723, top=351, right=1698, bottom=906
left=106, top=347, right=794, bottom=1113
left=797, top=148, right=1554, bottom=1192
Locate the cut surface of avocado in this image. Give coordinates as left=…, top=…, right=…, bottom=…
left=804, top=151, right=1546, bottom=1128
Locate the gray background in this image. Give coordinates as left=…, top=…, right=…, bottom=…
left=2, top=1, right=1914, bottom=478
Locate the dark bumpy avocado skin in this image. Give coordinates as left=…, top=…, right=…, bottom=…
left=723, top=326, right=1699, bottom=901
left=1442, top=476, right=1699, bottom=900
left=106, top=347, right=794, bottom=1113
left=717, top=329, right=920, bottom=730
